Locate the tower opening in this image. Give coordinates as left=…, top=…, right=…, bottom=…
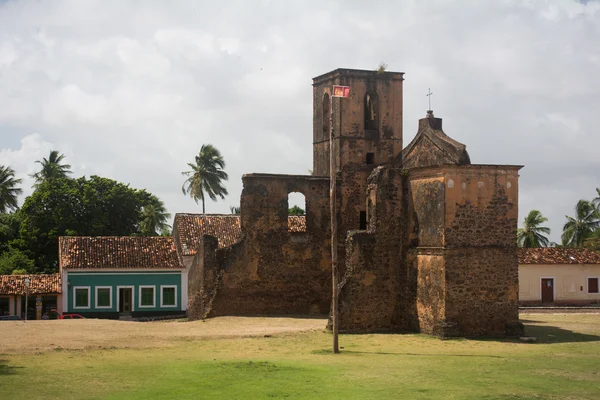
left=287, top=192, right=306, bottom=232
left=364, top=92, right=378, bottom=131
left=322, top=93, right=330, bottom=140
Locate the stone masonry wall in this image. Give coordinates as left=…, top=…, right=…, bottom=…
left=339, top=167, right=417, bottom=333
left=187, top=174, right=333, bottom=318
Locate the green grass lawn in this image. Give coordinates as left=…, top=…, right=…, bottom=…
left=1, top=314, right=600, bottom=399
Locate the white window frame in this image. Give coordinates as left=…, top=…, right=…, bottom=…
left=95, top=286, right=113, bottom=309
left=160, top=285, right=178, bottom=308
left=138, top=285, right=156, bottom=308
left=116, top=285, right=135, bottom=312
left=587, top=276, right=600, bottom=294
left=73, top=286, right=91, bottom=310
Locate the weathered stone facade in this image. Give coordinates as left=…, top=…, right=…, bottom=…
left=181, top=68, right=524, bottom=337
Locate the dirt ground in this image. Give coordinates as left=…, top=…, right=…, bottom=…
left=0, top=316, right=327, bottom=354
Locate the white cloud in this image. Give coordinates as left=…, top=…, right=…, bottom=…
left=0, top=0, right=599, bottom=242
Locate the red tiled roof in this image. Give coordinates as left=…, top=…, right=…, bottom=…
left=173, top=214, right=307, bottom=256
left=0, top=274, right=61, bottom=295
left=518, top=248, right=600, bottom=264
left=59, top=236, right=184, bottom=269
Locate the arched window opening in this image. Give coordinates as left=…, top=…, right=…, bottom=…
left=364, top=93, right=378, bottom=131
left=322, top=93, right=331, bottom=139
left=288, top=192, right=307, bottom=233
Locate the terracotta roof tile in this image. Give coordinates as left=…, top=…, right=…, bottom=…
left=518, top=248, right=600, bottom=264
left=59, top=236, right=183, bottom=269
left=173, top=214, right=306, bottom=255
left=0, top=274, right=61, bottom=295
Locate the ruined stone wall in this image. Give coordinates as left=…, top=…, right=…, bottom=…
left=408, top=165, right=522, bottom=337
left=187, top=174, right=333, bottom=318
left=187, top=235, right=219, bottom=320
left=441, top=166, right=521, bottom=336
left=339, top=167, right=416, bottom=333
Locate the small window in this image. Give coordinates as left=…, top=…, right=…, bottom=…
left=161, top=286, right=177, bottom=308
left=288, top=192, right=307, bottom=233
left=95, top=287, right=112, bottom=309
left=359, top=211, right=367, bottom=230
left=366, top=153, right=375, bottom=165
left=139, top=286, right=155, bottom=308
left=322, top=93, right=331, bottom=138
left=364, top=93, right=378, bottom=130
left=73, top=287, right=90, bottom=309
left=589, top=278, right=599, bottom=294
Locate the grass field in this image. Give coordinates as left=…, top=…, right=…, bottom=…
left=1, top=314, right=599, bottom=399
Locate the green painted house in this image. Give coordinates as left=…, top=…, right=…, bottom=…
left=59, top=236, right=186, bottom=319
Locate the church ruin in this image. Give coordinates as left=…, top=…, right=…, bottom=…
left=175, top=68, right=524, bottom=337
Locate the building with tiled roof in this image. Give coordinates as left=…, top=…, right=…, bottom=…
left=518, top=247, right=600, bottom=265
left=59, top=236, right=184, bottom=270
left=58, top=236, right=187, bottom=319
left=518, top=248, right=600, bottom=305
left=0, top=274, right=62, bottom=319
left=0, top=274, right=61, bottom=295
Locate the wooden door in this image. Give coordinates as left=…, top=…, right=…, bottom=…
left=541, top=278, right=554, bottom=303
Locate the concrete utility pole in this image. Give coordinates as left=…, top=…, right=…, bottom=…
left=329, top=84, right=349, bottom=354
left=24, top=277, right=30, bottom=322
left=329, top=92, right=339, bottom=354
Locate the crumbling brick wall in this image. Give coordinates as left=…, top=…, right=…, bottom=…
left=339, top=167, right=417, bottom=333
left=187, top=174, right=333, bottom=318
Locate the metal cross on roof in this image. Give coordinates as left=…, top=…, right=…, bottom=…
left=427, top=88, right=433, bottom=111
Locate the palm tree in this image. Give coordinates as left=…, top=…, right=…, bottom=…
left=517, top=210, right=551, bottom=248
left=561, top=200, right=600, bottom=247
left=30, top=150, right=72, bottom=186
left=182, top=144, right=228, bottom=213
left=139, top=197, right=171, bottom=236
left=0, top=165, right=22, bottom=213
left=592, top=188, right=600, bottom=210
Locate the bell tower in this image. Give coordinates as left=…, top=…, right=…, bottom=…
left=312, top=68, right=404, bottom=177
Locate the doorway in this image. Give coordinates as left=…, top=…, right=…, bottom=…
left=119, top=287, right=133, bottom=312
left=541, top=278, right=554, bottom=303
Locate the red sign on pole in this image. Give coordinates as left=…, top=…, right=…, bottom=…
left=332, top=85, right=350, bottom=98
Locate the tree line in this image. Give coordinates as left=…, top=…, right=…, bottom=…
left=0, top=151, right=171, bottom=274
left=0, top=144, right=230, bottom=275
left=517, top=188, right=600, bottom=250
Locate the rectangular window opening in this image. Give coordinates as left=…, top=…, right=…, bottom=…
left=74, top=287, right=90, bottom=309
left=161, top=286, right=177, bottom=308
left=589, top=278, right=599, bottom=294
left=366, top=153, right=375, bottom=165
left=139, top=286, right=155, bottom=308
left=359, top=211, right=367, bottom=230
left=96, top=287, right=112, bottom=308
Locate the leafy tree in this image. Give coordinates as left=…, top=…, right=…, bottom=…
left=0, top=212, right=22, bottom=251
left=139, top=195, right=171, bottom=236
left=0, top=246, right=35, bottom=275
left=561, top=200, right=600, bottom=247
left=230, top=206, right=240, bottom=215
left=30, top=150, right=72, bottom=187
left=182, top=144, right=228, bottom=213
left=0, top=165, right=22, bottom=213
left=19, top=176, right=162, bottom=272
left=288, top=206, right=305, bottom=216
left=516, top=210, right=550, bottom=248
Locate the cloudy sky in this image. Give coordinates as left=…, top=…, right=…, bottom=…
left=0, top=0, right=599, bottom=243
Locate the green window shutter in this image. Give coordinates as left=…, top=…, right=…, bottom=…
left=162, top=287, right=176, bottom=306
left=75, top=288, right=89, bottom=308
left=97, top=288, right=111, bottom=307
left=141, top=287, right=154, bottom=306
